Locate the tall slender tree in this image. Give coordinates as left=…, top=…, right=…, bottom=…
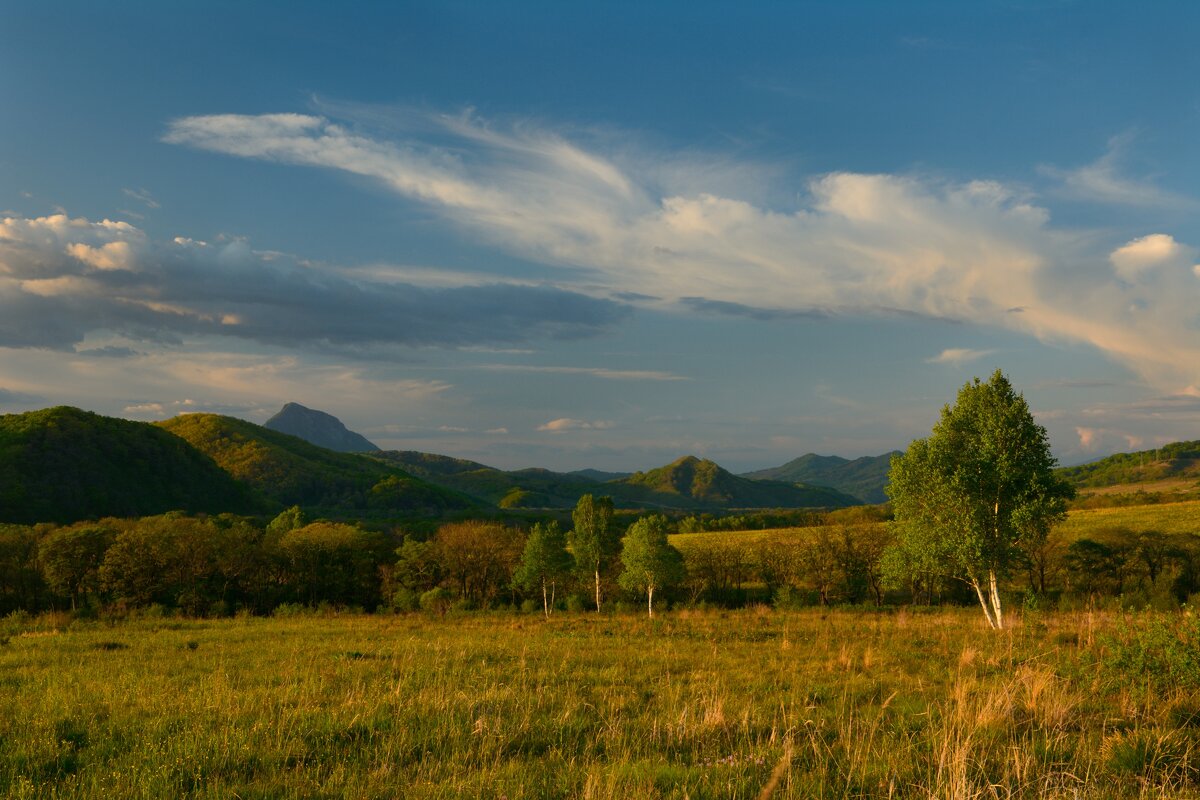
left=568, top=494, right=615, bottom=612
left=513, top=521, right=573, bottom=617
left=887, top=370, right=1073, bottom=629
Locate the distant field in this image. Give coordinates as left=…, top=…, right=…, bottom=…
left=672, top=500, right=1200, bottom=552
left=1058, top=500, right=1200, bottom=538
left=4, top=608, right=1200, bottom=798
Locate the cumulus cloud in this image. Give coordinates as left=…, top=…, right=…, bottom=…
left=0, top=212, right=628, bottom=352
left=537, top=418, right=615, bottom=432
left=926, top=348, right=996, bottom=366
left=1109, top=233, right=1196, bottom=281
left=163, top=109, right=1200, bottom=393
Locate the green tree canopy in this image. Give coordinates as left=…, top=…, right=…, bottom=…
left=617, top=514, right=685, bottom=617
left=513, top=520, right=573, bottom=617
left=568, top=494, right=615, bottom=611
left=886, top=369, right=1074, bottom=629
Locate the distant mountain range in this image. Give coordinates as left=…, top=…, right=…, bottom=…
left=264, top=402, right=379, bottom=452
left=8, top=402, right=1188, bottom=526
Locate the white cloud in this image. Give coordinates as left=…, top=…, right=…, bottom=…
left=926, top=348, right=996, bottom=366
left=537, top=418, right=615, bottom=432
left=1109, top=233, right=1194, bottom=281
left=122, top=188, right=160, bottom=209
left=159, top=109, right=1200, bottom=394
left=0, top=211, right=626, bottom=351
left=1076, top=426, right=1099, bottom=450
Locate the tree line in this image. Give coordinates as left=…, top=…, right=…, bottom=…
left=3, top=499, right=1198, bottom=620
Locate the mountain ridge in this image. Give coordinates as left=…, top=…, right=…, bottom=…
left=742, top=452, right=899, bottom=504
left=264, top=402, right=379, bottom=453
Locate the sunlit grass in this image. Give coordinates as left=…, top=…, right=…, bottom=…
left=2, top=607, right=1200, bottom=798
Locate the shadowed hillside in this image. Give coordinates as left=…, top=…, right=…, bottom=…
left=0, top=406, right=258, bottom=523
left=264, top=403, right=379, bottom=452
left=614, top=455, right=860, bottom=509
left=373, top=451, right=600, bottom=508
left=743, top=452, right=898, bottom=504
left=159, top=414, right=472, bottom=514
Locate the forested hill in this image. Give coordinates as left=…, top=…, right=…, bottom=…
left=742, top=452, right=898, bottom=504
left=1057, top=440, right=1200, bottom=490
left=0, top=406, right=258, bottom=523
left=614, top=455, right=860, bottom=509
left=158, top=414, right=474, bottom=515
left=372, top=450, right=600, bottom=509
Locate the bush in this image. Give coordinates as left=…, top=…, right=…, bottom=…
left=419, top=587, right=453, bottom=616
left=272, top=602, right=310, bottom=618
left=391, top=587, right=420, bottom=613
left=1100, top=609, right=1200, bottom=691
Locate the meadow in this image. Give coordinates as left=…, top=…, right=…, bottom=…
left=4, top=606, right=1200, bottom=799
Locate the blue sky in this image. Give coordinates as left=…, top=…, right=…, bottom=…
left=2, top=1, right=1199, bottom=471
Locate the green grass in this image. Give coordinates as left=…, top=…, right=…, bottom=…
left=4, top=608, right=1200, bottom=798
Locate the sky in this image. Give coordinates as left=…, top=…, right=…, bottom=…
left=2, top=1, right=1200, bottom=472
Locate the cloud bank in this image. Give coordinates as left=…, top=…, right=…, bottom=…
left=0, top=213, right=628, bottom=352
left=165, top=110, right=1200, bottom=392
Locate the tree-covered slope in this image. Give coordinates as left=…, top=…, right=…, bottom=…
left=158, top=414, right=473, bottom=514
left=0, top=407, right=259, bottom=523
left=373, top=450, right=495, bottom=478
left=613, top=456, right=860, bottom=509
left=742, top=452, right=898, bottom=504
left=1057, top=440, right=1200, bottom=490
left=374, top=451, right=600, bottom=508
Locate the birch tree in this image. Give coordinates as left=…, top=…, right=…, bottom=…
left=886, top=370, right=1073, bottom=629
left=568, top=494, right=615, bottom=612
left=617, top=514, right=685, bottom=617
left=513, top=521, right=573, bottom=617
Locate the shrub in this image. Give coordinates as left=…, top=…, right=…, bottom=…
left=1100, top=609, right=1200, bottom=691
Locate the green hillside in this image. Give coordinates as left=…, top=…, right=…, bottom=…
left=158, top=414, right=474, bottom=515
left=0, top=406, right=258, bottom=523
left=742, top=452, right=898, bottom=504
left=373, top=451, right=599, bottom=508
left=614, top=455, right=860, bottom=509
left=372, top=450, right=495, bottom=479
left=1057, top=440, right=1200, bottom=490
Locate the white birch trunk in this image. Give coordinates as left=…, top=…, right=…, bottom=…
left=988, top=570, right=1003, bottom=629
left=970, top=577, right=998, bottom=629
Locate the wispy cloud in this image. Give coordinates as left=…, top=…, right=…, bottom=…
left=537, top=418, right=615, bottom=432
left=478, top=364, right=689, bottom=381
left=1041, top=134, right=1197, bottom=209
left=122, top=188, right=160, bottom=209
left=926, top=347, right=997, bottom=366
left=164, top=109, right=1200, bottom=393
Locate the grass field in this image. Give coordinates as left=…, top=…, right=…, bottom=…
left=4, top=607, right=1200, bottom=798
left=672, top=499, right=1200, bottom=553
